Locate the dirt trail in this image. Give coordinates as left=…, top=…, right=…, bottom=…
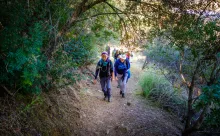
left=77, top=53, right=183, bottom=136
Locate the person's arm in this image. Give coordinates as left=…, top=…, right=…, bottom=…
left=94, top=61, right=100, bottom=84
left=114, top=61, right=118, bottom=77
left=110, top=61, right=115, bottom=80
left=95, top=61, right=101, bottom=79
left=114, top=53, right=117, bottom=59
left=126, top=59, right=130, bottom=70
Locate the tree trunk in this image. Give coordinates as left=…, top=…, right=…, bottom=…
left=182, top=106, right=208, bottom=136
left=184, top=86, right=194, bottom=131
left=142, top=55, right=148, bottom=70
left=47, top=0, right=107, bottom=58
left=183, top=61, right=201, bottom=136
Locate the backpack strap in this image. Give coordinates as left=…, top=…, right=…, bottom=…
left=123, top=59, right=128, bottom=69
left=99, top=58, right=111, bottom=77
left=99, top=59, right=110, bottom=67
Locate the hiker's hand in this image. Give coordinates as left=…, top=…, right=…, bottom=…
left=93, top=79, right=97, bottom=84
left=115, top=77, right=118, bottom=81
left=112, top=77, right=115, bottom=81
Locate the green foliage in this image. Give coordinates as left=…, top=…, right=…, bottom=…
left=0, top=21, right=47, bottom=94
left=0, top=0, right=121, bottom=94
left=145, top=38, right=180, bottom=66
left=139, top=66, right=169, bottom=97
left=139, top=65, right=186, bottom=115
left=48, top=47, right=79, bottom=89
left=195, top=80, right=220, bottom=129
left=203, top=108, right=220, bottom=129
left=64, top=34, right=99, bottom=66
left=196, top=81, right=220, bottom=107
left=146, top=2, right=220, bottom=133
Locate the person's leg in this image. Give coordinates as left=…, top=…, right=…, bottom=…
left=126, top=71, right=130, bottom=83
left=106, top=77, right=111, bottom=102
left=117, top=73, right=121, bottom=88
left=121, top=73, right=128, bottom=98
left=100, top=77, right=107, bottom=99
left=117, top=74, right=123, bottom=94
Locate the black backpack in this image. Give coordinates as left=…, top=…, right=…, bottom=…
left=98, top=59, right=111, bottom=77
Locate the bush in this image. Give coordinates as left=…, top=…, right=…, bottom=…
left=0, top=1, right=108, bottom=94
left=0, top=21, right=48, bottom=94
left=203, top=108, right=220, bottom=130
left=64, top=34, right=99, bottom=67
left=139, top=65, right=186, bottom=116
left=145, top=37, right=180, bottom=67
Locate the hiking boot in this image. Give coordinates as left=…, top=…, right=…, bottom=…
left=122, top=93, right=125, bottom=98
left=104, top=94, right=107, bottom=101
left=108, top=98, right=111, bottom=102
left=120, top=91, right=122, bottom=95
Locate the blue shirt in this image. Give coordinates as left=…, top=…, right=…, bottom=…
left=114, top=59, right=130, bottom=76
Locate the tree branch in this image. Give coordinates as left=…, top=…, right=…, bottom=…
left=59, top=0, right=107, bottom=36
left=195, top=0, right=215, bottom=27
left=127, top=0, right=159, bottom=10
left=105, top=1, right=142, bottom=44
left=75, top=12, right=125, bottom=22
left=1, top=85, right=13, bottom=96
left=104, top=1, right=130, bottom=45
left=208, top=59, right=218, bottom=85
left=183, top=105, right=209, bottom=135
left=179, top=51, right=190, bottom=88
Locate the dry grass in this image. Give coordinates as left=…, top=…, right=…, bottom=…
left=139, top=65, right=187, bottom=118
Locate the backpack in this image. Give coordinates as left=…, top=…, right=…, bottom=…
left=121, top=59, right=131, bottom=79
left=98, top=59, right=111, bottom=77
left=117, top=59, right=129, bottom=70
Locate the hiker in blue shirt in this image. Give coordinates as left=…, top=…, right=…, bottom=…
left=94, top=52, right=114, bottom=102
left=114, top=54, right=131, bottom=98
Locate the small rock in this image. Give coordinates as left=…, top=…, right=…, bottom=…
left=127, top=102, right=131, bottom=106
left=98, top=90, right=102, bottom=92
left=106, top=129, right=110, bottom=135
left=95, top=132, right=100, bottom=136
left=115, top=125, right=128, bottom=133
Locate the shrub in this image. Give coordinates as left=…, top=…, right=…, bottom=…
left=145, top=38, right=180, bottom=66
left=139, top=65, right=186, bottom=116
left=0, top=22, right=47, bottom=94
left=64, top=34, right=99, bottom=67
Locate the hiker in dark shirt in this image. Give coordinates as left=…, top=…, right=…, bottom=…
left=106, top=45, right=110, bottom=58
left=114, top=50, right=121, bottom=62
left=94, top=52, right=114, bottom=102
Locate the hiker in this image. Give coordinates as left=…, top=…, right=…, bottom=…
left=126, top=51, right=131, bottom=61
left=131, top=51, right=134, bottom=58
left=120, top=49, right=124, bottom=54
left=112, top=48, right=116, bottom=58
left=114, top=50, right=121, bottom=62
left=106, top=45, right=110, bottom=58
left=130, top=51, right=134, bottom=63
left=94, top=52, right=114, bottom=102
left=114, top=54, right=131, bottom=98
